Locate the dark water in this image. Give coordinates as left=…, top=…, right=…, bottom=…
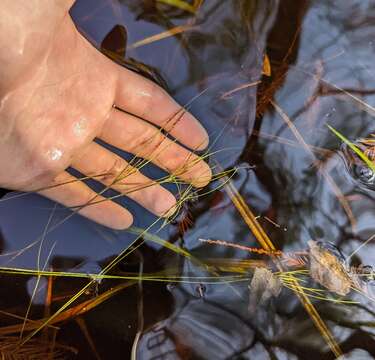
left=1, top=0, right=375, bottom=359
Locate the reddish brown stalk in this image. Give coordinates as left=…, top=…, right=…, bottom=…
left=76, top=317, right=101, bottom=360
left=199, top=238, right=282, bottom=256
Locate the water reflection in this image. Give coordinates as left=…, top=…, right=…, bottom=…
left=137, top=286, right=255, bottom=359
left=0, top=0, right=375, bottom=358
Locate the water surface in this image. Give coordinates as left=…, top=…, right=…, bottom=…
left=1, top=1, right=375, bottom=359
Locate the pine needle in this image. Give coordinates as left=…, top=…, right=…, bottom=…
left=128, top=25, right=196, bottom=49
left=157, top=0, right=196, bottom=13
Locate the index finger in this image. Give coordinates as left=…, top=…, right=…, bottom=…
left=112, top=64, right=209, bottom=151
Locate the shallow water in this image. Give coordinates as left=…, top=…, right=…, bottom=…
left=1, top=0, right=375, bottom=359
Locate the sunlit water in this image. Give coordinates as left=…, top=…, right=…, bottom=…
left=0, top=0, right=375, bottom=359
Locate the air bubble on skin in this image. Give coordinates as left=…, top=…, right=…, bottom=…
left=73, top=117, right=87, bottom=137
left=46, top=147, right=63, bottom=161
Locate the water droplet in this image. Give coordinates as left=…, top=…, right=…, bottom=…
left=195, top=284, right=206, bottom=298
left=166, top=283, right=177, bottom=292
left=353, top=164, right=375, bottom=184
left=47, top=148, right=63, bottom=161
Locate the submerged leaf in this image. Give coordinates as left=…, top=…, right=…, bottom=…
left=248, top=267, right=282, bottom=314
left=308, top=240, right=352, bottom=296
left=262, top=53, right=271, bottom=76
left=100, top=24, right=127, bottom=61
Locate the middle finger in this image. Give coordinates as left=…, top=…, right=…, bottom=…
left=99, top=108, right=212, bottom=187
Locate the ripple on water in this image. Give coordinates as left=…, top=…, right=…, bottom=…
left=341, top=142, right=375, bottom=191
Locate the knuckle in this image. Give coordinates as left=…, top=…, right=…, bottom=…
left=163, top=151, right=187, bottom=173
left=128, top=125, right=160, bottom=155
left=99, top=157, right=132, bottom=185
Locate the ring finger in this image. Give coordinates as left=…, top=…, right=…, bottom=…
left=71, top=142, right=177, bottom=217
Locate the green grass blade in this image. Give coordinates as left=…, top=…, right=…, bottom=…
left=157, top=0, right=196, bottom=13
left=127, top=226, right=215, bottom=273
left=327, top=125, right=375, bottom=171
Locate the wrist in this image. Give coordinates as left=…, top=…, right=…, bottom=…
left=0, top=0, right=75, bottom=93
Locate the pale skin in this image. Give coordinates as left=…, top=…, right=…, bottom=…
left=0, top=0, right=211, bottom=229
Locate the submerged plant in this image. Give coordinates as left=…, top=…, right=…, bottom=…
left=200, top=237, right=375, bottom=301
left=248, top=267, right=282, bottom=314
left=308, top=240, right=352, bottom=296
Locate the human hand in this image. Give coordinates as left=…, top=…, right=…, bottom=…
left=0, top=0, right=211, bottom=229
